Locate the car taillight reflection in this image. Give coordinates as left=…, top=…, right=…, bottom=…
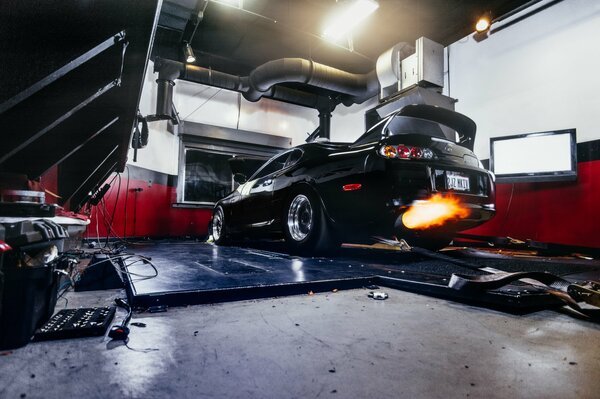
left=379, top=145, right=434, bottom=160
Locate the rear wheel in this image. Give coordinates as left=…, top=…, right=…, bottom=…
left=283, top=189, right=338, bottom=255
left=212, top=206, right=229, bottom=245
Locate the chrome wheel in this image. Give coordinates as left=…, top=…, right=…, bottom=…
left=213, top=207, right=224, bottom=241
left=287, top=194, right=313, bottom=242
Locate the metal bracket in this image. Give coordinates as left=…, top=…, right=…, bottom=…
left=0, top=31, right=126, bottom=114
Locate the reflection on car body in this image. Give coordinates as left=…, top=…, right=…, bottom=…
left=211, top=104, right=496, bottom=253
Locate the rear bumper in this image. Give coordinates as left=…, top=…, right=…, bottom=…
left=325, top=161, right=496, bottom=238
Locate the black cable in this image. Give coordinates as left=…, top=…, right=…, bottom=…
left=106, top=173, right=122, bottom=249
left=99, top=198, right=126, bottom=251
left=124, top=165, right=130, bottom=239
left=100, top=199, right=112, bottom=249
left=115, top=297, right=132, bottom=326
left=182, top=88, right=222, bottom=119
left=104, top=172, right=120, bottom=189
left=109, top=297, right=133, bottom=341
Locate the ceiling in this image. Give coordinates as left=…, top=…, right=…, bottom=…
left=153, top=0, right=532, bottom=76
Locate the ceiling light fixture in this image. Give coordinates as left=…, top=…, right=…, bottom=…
left=475, top=16, right=491, bottom=33
left=214, top=0, right=243, bottom=7
left=183, top=42, right=196, bottom=63
left=323, top=0, right=379, bottom=42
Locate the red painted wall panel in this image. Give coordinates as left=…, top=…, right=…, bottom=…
left=87, top=161, right=600, bottom=248
left=465, top=160, right=600, bottom=248
left=40, top=166, right=59, bottom=204
left=86, top=175, right=212, bottom=239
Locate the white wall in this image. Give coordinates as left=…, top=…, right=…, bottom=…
left=330, top=96, right=379, bottom=142
left=174, top=80, right=318, bottom=145
left=447, top=0, right=600, bottom=160
left=129, top=61, right=319, bottom=174
left=131, top=63, right=180, bottom=175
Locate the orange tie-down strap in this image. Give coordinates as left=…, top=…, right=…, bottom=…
left=449, top=271, right=600, bottom=321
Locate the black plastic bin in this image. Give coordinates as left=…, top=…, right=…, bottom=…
left=0, top=260, right=58, bottom=350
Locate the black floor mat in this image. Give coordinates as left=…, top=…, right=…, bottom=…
left=120, top=241, right=600, bottom=312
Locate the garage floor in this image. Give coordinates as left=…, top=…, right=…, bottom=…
left=1, top=284, right=600, bottom=398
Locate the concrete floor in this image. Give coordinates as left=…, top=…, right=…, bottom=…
left=1, top=288, right=599, bottom=399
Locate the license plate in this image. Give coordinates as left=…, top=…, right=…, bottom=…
left=446, top=172, right=470, bottom=191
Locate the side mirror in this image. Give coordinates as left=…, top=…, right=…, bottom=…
left=233, top=173, right=247, bottom=184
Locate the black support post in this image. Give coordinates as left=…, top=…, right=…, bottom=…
left=318, top=108, right=332, bottom=139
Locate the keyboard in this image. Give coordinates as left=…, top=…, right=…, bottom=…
left=33, top=307, right=116, bottom=341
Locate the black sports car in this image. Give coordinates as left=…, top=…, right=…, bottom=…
left=211, top=104, right=495, bottom=253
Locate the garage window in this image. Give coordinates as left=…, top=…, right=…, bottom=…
left=175, top=122, right=291, bottom=207
left=182, top=149, right=234, bottom=204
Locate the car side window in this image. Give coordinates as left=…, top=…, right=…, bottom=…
left=284, top=149, right=302, bottom=168
left=353, top=122, right=385, bottom=145
left=252, top=152, right=289, bottom=180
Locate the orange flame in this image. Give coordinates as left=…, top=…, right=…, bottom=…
left=401, top=194, right=470, bottom=230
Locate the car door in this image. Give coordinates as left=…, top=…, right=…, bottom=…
left=240, top=152, right=291, bottom=226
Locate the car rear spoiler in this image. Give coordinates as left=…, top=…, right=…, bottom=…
left=397, top=104, right=476, bottom=150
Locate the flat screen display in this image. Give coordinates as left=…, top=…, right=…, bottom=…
left=490, top=129, right=577, bottom=183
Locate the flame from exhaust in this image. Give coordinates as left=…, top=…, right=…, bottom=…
left=402, top=194, right=470, bottom=230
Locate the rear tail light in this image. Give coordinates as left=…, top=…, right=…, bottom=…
left=342, top=183, right=362, bottom=191
left=379, top=145, right=434, bottom=160
left=380, top=145, right=397, bottom=158
left=0, top=240, right=12, bottom=253
left=397, top=145, right=411, bottom=159
left=410, top=147, right=422, bottom=158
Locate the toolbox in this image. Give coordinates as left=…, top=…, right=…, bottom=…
left=0, top=219, right=67, bottom=349
left=0, top=260, right=59, bottom=349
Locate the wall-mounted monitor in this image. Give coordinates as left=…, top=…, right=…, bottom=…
left=490, top=129, right=577, bottom=183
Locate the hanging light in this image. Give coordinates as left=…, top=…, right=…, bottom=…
left=183, top=42, right=196, bottom=63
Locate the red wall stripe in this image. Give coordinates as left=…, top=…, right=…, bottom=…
left=86, top=175, right=212, bottom=239
left=87, top=160, right=600, bottom=248
left=465, top=160, right=600, bottom=248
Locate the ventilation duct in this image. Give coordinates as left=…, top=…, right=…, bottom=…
left=154, top=57, right=380, bottom=110
left=244, top=58, right=379, bottom=105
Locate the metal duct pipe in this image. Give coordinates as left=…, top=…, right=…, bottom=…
left=318, top=108, right=332, bottom=139
left=156, top=79, right=175, bottom=117
left=269, top=86, right=337, bottom=110
left=154, top=58, right=330, bottom=110
left=183, top=64, right=248, bottom=92
left=154, top=56, right=379, bottom=109
left=245, top=58, right=379, bottom=105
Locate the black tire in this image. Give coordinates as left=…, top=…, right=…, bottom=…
left=212, top=206, right=230, bottom=245
left=282, top=188, right=339, bottom=255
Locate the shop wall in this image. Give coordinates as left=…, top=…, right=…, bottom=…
left=87, top=61, right=319, bottom=238
left=446, top=0, right=600, bottom=247
left=87, top=165, right=212, bottom=239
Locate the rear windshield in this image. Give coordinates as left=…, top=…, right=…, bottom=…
left=353, top=115, right=456, bottom=145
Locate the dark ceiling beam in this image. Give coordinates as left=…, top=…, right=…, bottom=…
left=0, top=43, right=124, bottom=168
left=2, top=105, right=120, bottom=179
